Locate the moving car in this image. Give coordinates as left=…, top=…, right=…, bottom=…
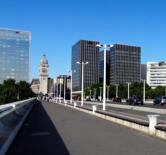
left=153, top=96, right=166, bottom=105
left=113, top=97, right=122, bottom=103
left=127, top=96, right=143, bottom=105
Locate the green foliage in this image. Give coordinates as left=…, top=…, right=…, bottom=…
left=0, top=79, right=35, bottom=105
left=84, top=81, right=166, bottom=99
left=118, top=84, right=127, bottom=98
left=85, top=84, right=102, bottom=99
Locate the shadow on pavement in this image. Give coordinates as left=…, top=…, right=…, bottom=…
left=7, top=100, right=70, bottom=155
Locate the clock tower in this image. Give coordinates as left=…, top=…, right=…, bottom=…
left=39, top=54, right=49, bottom=94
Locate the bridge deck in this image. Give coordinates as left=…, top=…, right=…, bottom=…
left=7, top=101, right=166, bottom=155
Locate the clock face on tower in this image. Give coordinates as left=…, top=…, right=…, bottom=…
left=42, top=68, right=47, bottom=73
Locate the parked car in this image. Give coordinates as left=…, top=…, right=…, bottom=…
left=153, top=96, right=166, bottom=105
left=113, top=97, right=122, bottom=103
left=127, top=96, right=143, bottom=105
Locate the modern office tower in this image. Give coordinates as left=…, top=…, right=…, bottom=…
left=110, top=44, right=141, bottom=85
left=147, top=61, right=166, bottom=87
left=72, top=40, right=99, bottom=91
left=141, top=64, right=147, bottom=81
left=0, top=28, right=30, bottom=84
left=99, top=50, right=110, bottom=85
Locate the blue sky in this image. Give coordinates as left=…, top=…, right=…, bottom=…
left=0, top=0, right=166, bottom=80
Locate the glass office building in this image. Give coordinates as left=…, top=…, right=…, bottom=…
left=72, top=40, right=99, bottom=91
left=110, top=44, right=141, bottom=85
left=0, top=28, right=30, bottom=83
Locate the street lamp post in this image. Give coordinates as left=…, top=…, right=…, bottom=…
left=94, top=88, right=97, bottom=100
left=64, top=76, right=66, bottom=103
left=54, top=84, right=55, bottom=98
left=107, top=86, right=110, bottom=101
left=116, top=84, right=119, bottom=98
left=59, top=80, right=62, bottom=103
left=100, top=87, right=102, bottom=101
left=90, top=90, right=92, bottom=100
left=77, top=61, right=88, bottom=106
left=68, top=70, right=75, bottom=104
left=57, top=83, right=58, bottom=98
left=128, top=83, right=130, bottom=99
left=96, top=44, right=113, bottom=111
left=143, top=80, right=146, bottom=103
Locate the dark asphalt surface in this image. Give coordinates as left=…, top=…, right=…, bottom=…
left=105, top=106, right=166, bottom=123
left=7, top=101, right=166, bottom=155
left=78, top=102, right=166, bottom=123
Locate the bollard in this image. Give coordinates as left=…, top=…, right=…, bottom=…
left=64, top=100, right=67, bottom=105
left=92, top=105, right=97, bottom=114
left=12, top=104, right=16, bottom=109
left=74, top=102, right=77, bottom=108
left=147, top=114, right=160, bottom=134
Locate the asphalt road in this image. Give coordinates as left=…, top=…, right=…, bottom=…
left=7, top=101, right=166, bottom=155
left=86, top=100, right=166, bottom=109
left=76, top=101, right=166, bottom=123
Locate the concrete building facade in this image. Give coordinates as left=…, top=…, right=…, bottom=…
left=147, top=61, right=166, bottom=87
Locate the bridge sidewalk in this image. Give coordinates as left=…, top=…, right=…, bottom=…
left=7, top=101, right=70, bottom=155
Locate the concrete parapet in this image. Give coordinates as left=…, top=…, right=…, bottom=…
left=0, top=98, right=35, bottom=155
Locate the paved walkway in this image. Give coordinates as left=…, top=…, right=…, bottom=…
left=7, top=101, right=166, bottom=155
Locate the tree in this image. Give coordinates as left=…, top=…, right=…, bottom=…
left=0, top=79, right=35, bottom=105
left=118, top=84, right=127, bottom=98
left=17, top=81, right=35, bottom=100
left=0, top=79, right=18, bottom=104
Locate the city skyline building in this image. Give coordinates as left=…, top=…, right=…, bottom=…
left=72, top=40, right=99, bottom=91
left=147, top=61, right=166, bottom=87
left=110, top=44, right=141, bottom=85
left=0, top=28, right=30, bottom=83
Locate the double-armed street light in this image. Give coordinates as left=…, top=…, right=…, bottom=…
left=76, top=61, right=88, bottom=106
left=96, top=44, right=113, bottom=111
